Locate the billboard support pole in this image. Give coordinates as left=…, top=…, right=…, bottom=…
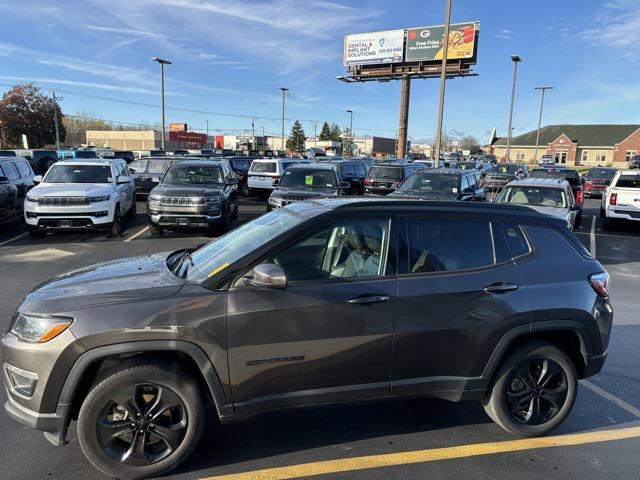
left=397, top=75, right=411, bottom=159
left=434, top=0, right=453, bottom=167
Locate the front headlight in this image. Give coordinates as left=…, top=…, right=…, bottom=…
left=11, top=313, right=73, bottom=343
left=205, top=195, right=222, bottom=203
left=88, top=195, right=110, bottom=202
left=26, top=195, right=39, bottom=203
left=149, top=194, right=162, bottom=202
left=268, top=196, right=282, bottom=206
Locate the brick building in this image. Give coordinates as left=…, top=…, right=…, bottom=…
left=488, top=124, right=640, bottom=168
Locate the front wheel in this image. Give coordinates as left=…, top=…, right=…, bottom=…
left=108, top=206, right=122, bottom=238
left=77, top=361, right=205, bottom=480
left=483, top=341, right=577, bottom=437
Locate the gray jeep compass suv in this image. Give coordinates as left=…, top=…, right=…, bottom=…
left=1, top=199, right=612, bottom=479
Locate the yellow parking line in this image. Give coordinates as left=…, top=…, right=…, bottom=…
left=202, top=426, right=640, bottom=480
left=0, top=232, right=28, bottom=247
left=123, top=225, right=149, bottom=242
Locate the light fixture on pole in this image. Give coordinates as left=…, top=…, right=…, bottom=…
left=151, top=57, right=172, bottom=151
left=533, top=86, right=553, bottom=162
left=279, top=87, right=289, bottom=152
left=346, top=109, right=353, bottom=157
left=505, top=54, right=521, bottom=163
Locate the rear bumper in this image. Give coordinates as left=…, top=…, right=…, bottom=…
left=607, top=206, right=640, bottom=222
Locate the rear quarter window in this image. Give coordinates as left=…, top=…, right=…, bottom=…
left=501, top=223, right=531, bottom=258
left=523, top=224, right=590, bottom=264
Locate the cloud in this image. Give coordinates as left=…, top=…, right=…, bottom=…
left=0, top=76, right=185, bottom=96
left=85, top=24, right=189, bottom=41
left=579, top=0, right=640, bottom=58
left=494, top=29, right=516, bottom=40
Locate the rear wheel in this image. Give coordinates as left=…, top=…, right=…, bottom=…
left=77, top=361, right=205, bottom=480
left=484, top=341, right=577, bottom=437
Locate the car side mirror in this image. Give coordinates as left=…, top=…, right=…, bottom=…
left=128, top=168, right=137, bottom=174
left=0, top=176, right=8, bottom=184
left=116, top=175, right=130, bottom=184
left=32, top=175, right=42, bottom=184
left=580, top=177, right=585, bottom=184
left=243, top=263, right=287, bottom=289
left=340, top=181, right=351, bottom=189
left=570, top=203, right=581, bottom=211
left=226, top=177, right=239, bottom=185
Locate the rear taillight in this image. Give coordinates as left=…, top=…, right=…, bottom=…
left=575, top=190, right=583, bottom=204
left=584, top=181, right=593, bottom=189
left=610, top=193, right=617, bottom=205
left=364, top=179, right=373, bottom=186
left=589, top=272, right=610, bottom=298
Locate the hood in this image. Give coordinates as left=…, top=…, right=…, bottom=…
left=390, top=189, right=457, bottom=200
left=525, top=205, right=570, bottom=221
left=31, top=183, right=112, bottom=197
left=272, top=186, right=338, bottom=198
left=152, top=185, right=223, bottom=197
left=20, top=252, right=186, bottom=314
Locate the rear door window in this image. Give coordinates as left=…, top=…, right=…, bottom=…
left=406, top=218, right=495, bottom=273
left=15, top=160, right=33, bottom=177
left=2, top=162, right=19, bottom=180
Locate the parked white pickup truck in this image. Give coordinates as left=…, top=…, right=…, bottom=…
left=600, top=169, right=640, bottom=229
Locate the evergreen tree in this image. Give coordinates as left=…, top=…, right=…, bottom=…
left=286, top=120, right=306, bottom=151
left=318, top=121, right=331, bottom=141
left=329, top=123, right=342, bottom=142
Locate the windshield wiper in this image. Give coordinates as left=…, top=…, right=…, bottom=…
left=169, top=245, right=202, bottom=278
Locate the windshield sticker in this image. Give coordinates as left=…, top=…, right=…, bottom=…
left=305, top=175, right=313, bottom=186
left=502, top=167, right=507, bottom=173
left=452, top=187, right=458, bottom=193
left=207, top=262, right=230, bottom=278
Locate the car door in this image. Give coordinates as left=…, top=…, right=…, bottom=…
left=392, top=216, right=530, bottom=397
left=118, top=162, right=134, bottom=210
left=227, top=215, right=398, bottom=414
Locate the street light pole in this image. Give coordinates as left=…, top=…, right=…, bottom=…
left=505, top=54, right=522, bottom=163
left=279, top=87, right=289, bottom=152
left=346, top=110, right=353, bottom=157
left=152, top=57, right=172, bottom=151
left=52, top=89, right=60, bottom=149
left=434, top=0, right=453, bottom=168
left=533, top=86, right=553, bottom=162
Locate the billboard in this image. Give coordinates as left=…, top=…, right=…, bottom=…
left=169, top=122, right=187, bottom=132
left=405, top=22, right=478, bottom=62
left=344, top=29, right=404, bottom=66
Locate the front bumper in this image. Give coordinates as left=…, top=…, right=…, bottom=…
left=4, top=392, right=69, bottom=446
left=24, top=201, right=114, bottom=230
left=148, top=212, right=222, bottom=228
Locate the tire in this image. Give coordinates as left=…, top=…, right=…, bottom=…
left=77, top=361, right=205, bottom=480
left=240, top=179, right=250, bottom=197
left=230, top=198, right=239, bottom=220
left=108, top=206, right=122, bottom=238
left=215, top=204, right=231, bottom=234
left=126, top=200, right=137, bottom=221
left=602, top=216, right=611, bottom=231
left=574, top=212, right=582, bottom=229
left=28, top=229, right=46, bottom=239
left=483, top=341, right=577, bottom=437
left=148, top=224, right=162, bottom=235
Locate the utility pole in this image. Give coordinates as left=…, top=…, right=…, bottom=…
left=205, top=120, right=209, bottom=147
left=52, top=89, right=60, bottom=149
left=346, top=110, right=353, bottom=157
left=251, top=116, right=255, bottom=150
left=279, top=87, right=289, bottom=152
left=397, top=76, right=411, bottom=158
left=533, top=86, right=553, bottom=162
left=434, top=0, right=453, bottom=167
left=505, top=54, right=522, bottom=163
left=151, top=57, right=172, bottom=151
left=313, top=121, right=317, bottom=148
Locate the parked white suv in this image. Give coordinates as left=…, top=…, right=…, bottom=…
left=24, top=158, right=136, bottom=238
left=247, top=158, right=309, bottom=196
left=600, top=169, right=640, bottom=229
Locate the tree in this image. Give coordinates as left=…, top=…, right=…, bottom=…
left=318, top=121, right=331, bottom=141
left=0, top=83, right=65, bottom=148
left=458, top=134, right=481, bottom=154
left=63, top=111, right=114, bottom=147
left=286, top=120, right=306, bottom=151
left=329, top=123, right=342, bottom=142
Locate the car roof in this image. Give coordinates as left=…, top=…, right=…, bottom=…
left=56, top=158, right=123, bottom=166
left=166, top=159, right=224, bottom=168
left=416, top=168, right=462, bottom=175
left=287, top=162, right=337, bottom=171
left=508, top=177, right=570, bottom=188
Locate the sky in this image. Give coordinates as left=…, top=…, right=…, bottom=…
left=0, top=0, right=639, bottom=145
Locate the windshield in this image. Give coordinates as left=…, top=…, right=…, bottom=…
left=616, top=175, right=640, bottom=189
left=458, top=162, right=477, bottom=170
left=531, top=169, right=579, bottom=185
left=44, top=164, right=112, bottom=183
left=489, top=164, right=519, bottom=174
left=497, top=186, right=567, bottom=208
left=368, top=166, right=403, bottom=179
left=163, top=165, right=223, bottom=185
left=585, top=168, right=616, bottom=179
left=399, top=172, right=459, bottom=195
left=231, top=159, right=249, bottom=170
left=179, top=208, right=307, bottom=282
left=251, top=162, right=277, bottom=173
left=279, top=168, right=337, bottom=189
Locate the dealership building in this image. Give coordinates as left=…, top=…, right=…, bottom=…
left=488, top=124, right=640, bottom=168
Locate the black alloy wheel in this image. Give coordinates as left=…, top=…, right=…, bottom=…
left=96, top=383, right=188, bottom=466
left=505, top=358, right=568, bottom=425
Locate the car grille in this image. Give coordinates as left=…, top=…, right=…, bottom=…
left=283, top=195, right=309, bottom=201
left=159, top=196, right=206, bottom=207
left=32, top=197, right=90, bottom=206
left=32, top=212, right=106, bottom=217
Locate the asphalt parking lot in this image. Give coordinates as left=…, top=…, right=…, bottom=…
left=1, top=196, right=640, bottom=479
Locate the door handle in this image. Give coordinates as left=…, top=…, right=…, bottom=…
left=348, top=295, right=389, bottom=305
left=483, top=283, right=518, bottom=293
